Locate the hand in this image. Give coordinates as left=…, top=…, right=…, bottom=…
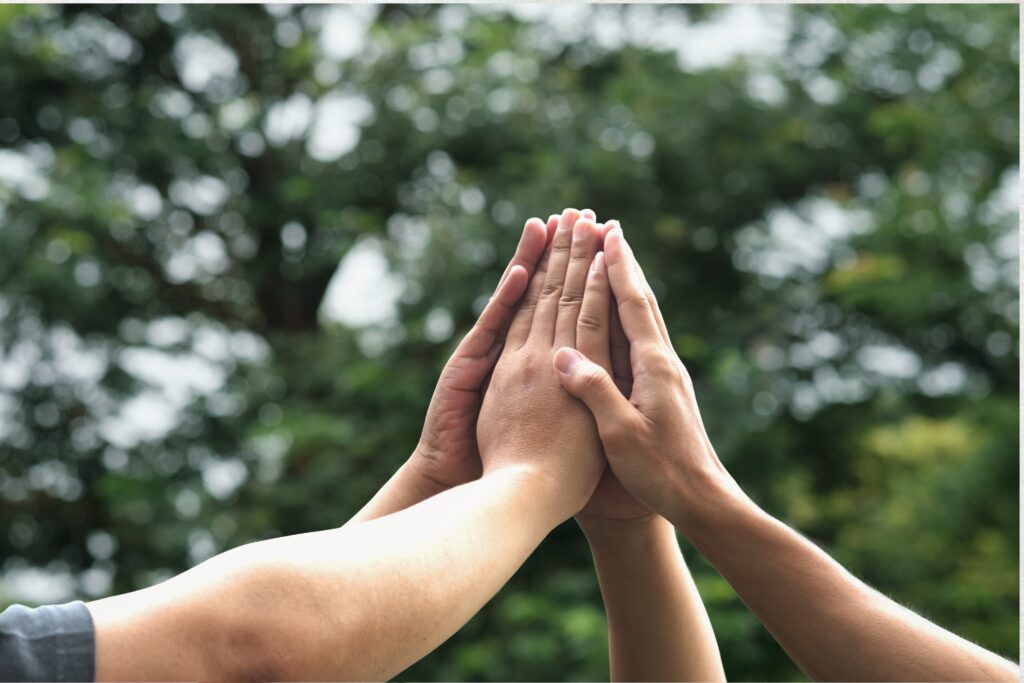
left=409, top=217, right=552, bottom=491
left=552, top=225, right=745, bottom=529
left=477, top=208, right=607, bottom=521
left=573, top=220, right=652, bottom=525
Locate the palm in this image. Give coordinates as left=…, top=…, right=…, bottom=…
left=415, top=355, right=490, bottom=488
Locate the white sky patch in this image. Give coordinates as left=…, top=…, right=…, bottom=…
left=1, top=565, right=76, bottom=606
left=496, top=4, right=791, bottom=72
left=164, top=231, right=229, bottom=283
left=856, top=344, right=922, bottom=380
left=264, top=93, right=314, bottom=147
left=307, top=92, right=375, bottom=162
left=319, top=5, right=377, bottom=61
left=0, top=146, right=52, bottom=202
left=168, top=175, right=228, bottom=216
left=320, top=237, right=404, bottom=327
left=734, top=197, right=874, bottom=279
left=173, top=33, right=239, bottom=93
left=49, top=326, right=108, bottom=385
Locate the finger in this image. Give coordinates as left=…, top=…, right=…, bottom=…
left=554, top=217, right=599, bottom=346
left=609, top=299, right=633, bottom=396
left=605, top=219, right=670, bottom=346
left=575, top=251, right=612, bottom=370
left=553, top=347, right=636, bottom=438
left=603, top=226, right=662, bottom=346
left=452, top=265, right=529, bottom=364
left=529, top=207, right=580, bottom=343
left=581, top=208, right=596, bottom=221
left=496, top=217, right=548, bottom=289
left=505, top=214, right=560, bottom=350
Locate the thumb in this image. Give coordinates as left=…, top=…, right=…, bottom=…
left=553, top=347, right=634, bottom=433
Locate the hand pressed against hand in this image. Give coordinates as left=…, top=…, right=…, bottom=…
left=553, top=226, right=744, bottom=526
left=573, top=221, right=652, bottom=524
left=477, top=208, right=607, bottom=519
left=411, top=217, right=551, bottom=490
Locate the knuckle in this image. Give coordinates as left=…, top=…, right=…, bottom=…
left=640, top=347, right=677, bottom=377
left=550, top=237, right=572, bottom=254
left=600, top=416, right=632, bottom=447
left=620, top=292, right=651, bottom=311
left=558, top=289, right=584, bottom=307
left=539, top=280, right=562, bottom=299
left=576, top=310, right=604, bottom=333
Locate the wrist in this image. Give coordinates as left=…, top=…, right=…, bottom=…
left=578, top=510, right=666, bottom=545
left=669, top=463, right=762, bottom=547
left=403, top=451, right=452, bottom=500
left=480, top=460, right=580, bottom=527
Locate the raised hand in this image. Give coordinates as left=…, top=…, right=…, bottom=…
left=412, top=217, right=551, bottom=489
left=552, top=225, right=1017, bottom=683
left=477, top=208, right=607, bottom=520
left=350, top=217, right=551, bottom=523
left=551, top=224, right=740, bottom=524
left=574, top=220, right=653, bottom=524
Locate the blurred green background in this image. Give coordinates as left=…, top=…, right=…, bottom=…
left=0, top=4, right=1018, bottom=680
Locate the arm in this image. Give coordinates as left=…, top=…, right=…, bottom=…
left=553, top=224, right=1018, bottom=682
left=571, top=230, right=724, bottom=682
left=88, top=466, right=567, bottom=682
left=582, top=515, right=725, bottom=682
left=681, top=484, right=1016, bottom=682
left=88, top=209, right=610, bottom=682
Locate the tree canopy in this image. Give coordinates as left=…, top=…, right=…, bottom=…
left=0, top=5, right=1017, bottom=680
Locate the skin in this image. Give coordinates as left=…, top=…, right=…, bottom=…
left=569, top=239, right=725, bottom=682
left=349, top=215, right=553, bottom=523
left=86, top=214, right=603, bottom=682
left=358, top=208, right=725, bottom=682
left=553, top=223, right=1020, bottom=683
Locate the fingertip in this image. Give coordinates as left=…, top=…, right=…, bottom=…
left=545, top=215, right=559, bottom=240
left=524, top=216, right=545, bottom=232
left=573, top=216, right=595, bottom=239
left=591, top=250, right=606, bottom=273
left=504, top=264, right=529, bottom=297
left=581, top=208, right=596, bottom=220
left=553, top=346, right=583, bottom=375
left=604, top=226, right=625, bottom=261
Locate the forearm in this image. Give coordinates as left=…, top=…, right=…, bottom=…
left=347, top=454, right=447, bottom=524
left=675, top=475, right=1018, bottom=682
left=90, top=467, right=562, bottom=682
left=582, top=515, right=725, bottom=682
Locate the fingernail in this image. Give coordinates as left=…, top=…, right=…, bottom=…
left=555, top=347, right=583, bottom=374
left=591, top=251, right=605, bottom=272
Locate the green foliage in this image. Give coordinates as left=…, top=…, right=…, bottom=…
left=0, top=5, right=1017, bottom=680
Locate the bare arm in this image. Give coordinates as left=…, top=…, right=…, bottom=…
left=554, top=224, right=1018, bottom=682
left=87, top=209, right=611, bottom=682
left=88, top=467, right=566, bottom=682
left=582, top=516, right=725, bottom=682
left=680, top=483, right=1017, bottom=682
left=570, top=233, right=724, bottom=682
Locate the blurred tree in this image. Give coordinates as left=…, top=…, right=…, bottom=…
left=0, top=4, right=1017, bottom=681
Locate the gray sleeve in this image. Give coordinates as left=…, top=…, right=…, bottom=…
left=0, top=601, right=95, bottom=682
